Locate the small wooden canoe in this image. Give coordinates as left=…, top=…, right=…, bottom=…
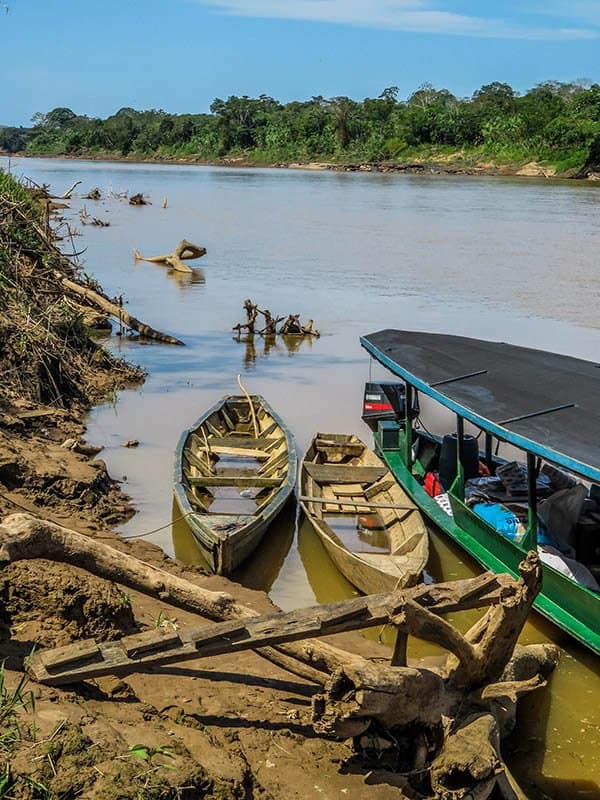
left=174, top=395, right=297, bottom=575
left=299, top=433, right=428, bottom=594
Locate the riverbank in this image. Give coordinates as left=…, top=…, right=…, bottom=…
left=7, top=148, right=600, bottom=182
left=0, top=170, right=406, bottom=799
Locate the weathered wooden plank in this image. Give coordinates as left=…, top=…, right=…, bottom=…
left=206, top=436, right=274, bottom=449
left=205, top=420, right=223, bottom=437
left=121, top=629, right=182, bottom=658
left=259, top=421, right=279, bottom=438
left=332, top=483, right=363, bottom=497
left=364, top=477, right=396, bottom=500
left=258, top=450, right=289, bottom=477
left=189, top=475, right=283, bottom=488
left=303, top=463, right=388, bottom=485
left=41, top=640, right=101, bottom=670
left=300, top=495, right=416, bottom=512
left=315, top=438, right=363, bottom=456
left=209, top=445, right=269, bottom=460
left=27, top=573, right=516, bottom=686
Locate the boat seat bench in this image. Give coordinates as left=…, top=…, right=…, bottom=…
left=187, top=476, right=284, bottom=488
left=303, top=463, right=388, bottom=485
left=203, top=436, right=277, bottom=449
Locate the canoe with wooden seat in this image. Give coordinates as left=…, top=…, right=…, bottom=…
left=174, top=395, right=297, bottom=575
left=299, top=433, right=428, bottom=594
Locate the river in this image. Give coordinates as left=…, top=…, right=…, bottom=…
left=3, top=155, right=600, bottom=798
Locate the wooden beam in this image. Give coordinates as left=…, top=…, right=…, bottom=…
left=303, top=463, right=388, bottom=485
left=299, top=495, right=416, bottom=512
left=28, top=573, right=516, bottom=686
left=188, top=475, right=283, bottom=488
left=206, top=436, right=275, bottom=449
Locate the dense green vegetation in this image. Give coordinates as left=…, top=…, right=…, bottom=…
left=3, top=80, right=600, bottom=173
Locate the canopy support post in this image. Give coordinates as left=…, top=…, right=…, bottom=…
left=404, top=383, right=413, bottom=469
left=455, top=415, right=465, bottom=501
left=525, top=451, right=538, bottom=550
left=484, top=432, right=493, bottom=471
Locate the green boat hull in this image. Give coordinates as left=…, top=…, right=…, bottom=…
left=376, top=432, right=600, bottom=656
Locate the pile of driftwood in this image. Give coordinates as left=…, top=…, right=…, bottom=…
left=134, top=240, right=207, bottom=274
left=0, top=513, right=558, bottom=800
left=233, top=298, right=320, bottom=337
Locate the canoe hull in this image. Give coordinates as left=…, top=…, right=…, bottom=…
left=173, top=395, right=297, bottom=575
left=299, top=433, right=428, bottom=595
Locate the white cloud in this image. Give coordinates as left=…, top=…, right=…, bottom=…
left=196, top=0, right=598, bottom=39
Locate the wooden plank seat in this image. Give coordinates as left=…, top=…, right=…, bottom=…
left=303, top=463, right=388, bottom=485
left=188, top=475, right=284, bottom=488
left=205, top=436, right=277, bottom=449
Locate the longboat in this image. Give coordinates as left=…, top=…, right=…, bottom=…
left=173, top=395, right=297, bottom=575
left=299, top=433, right=429, bottom=595
left=361, top=329, right=600, bottom=654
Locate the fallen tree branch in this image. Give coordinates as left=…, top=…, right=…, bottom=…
left=56, top=272, right=184, bottom=345
left=50, top=180, right=82, bottom=200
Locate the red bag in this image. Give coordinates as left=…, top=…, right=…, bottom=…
left=424, top=471, right=442, bottom=497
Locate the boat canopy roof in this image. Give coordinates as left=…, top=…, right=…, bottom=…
left=361, top=330, right=600, bottom=483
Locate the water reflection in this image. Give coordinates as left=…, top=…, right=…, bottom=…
left=133, top=259, right=206, bottom=288
left=233, top=332, right=314, bottom=369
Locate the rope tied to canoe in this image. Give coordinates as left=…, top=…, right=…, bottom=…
left=0, top=489, right=195, bottom=541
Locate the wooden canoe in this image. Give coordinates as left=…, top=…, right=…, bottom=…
left=299, top=433, right=429, bottom=594
left=174, top=395, right=297, bottom=575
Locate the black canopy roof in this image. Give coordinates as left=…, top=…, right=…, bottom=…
left=360, top=330, right=600, bottom=483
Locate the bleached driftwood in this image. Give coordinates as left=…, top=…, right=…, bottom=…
left=134, top=240, right=206, bottom=273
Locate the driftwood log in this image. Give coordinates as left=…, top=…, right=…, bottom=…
left=0, top=514, right=558, bottom=799
left=56, top=272, right=184, bottom=345
left=134, top=240, right=206, bottom=273
left=50, top=180, right=82, bottom=200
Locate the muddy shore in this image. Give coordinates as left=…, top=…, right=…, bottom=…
left=7, top=149, right=600, bottom=182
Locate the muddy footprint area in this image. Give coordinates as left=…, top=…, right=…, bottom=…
left=0, top=549, right=403, bottom=800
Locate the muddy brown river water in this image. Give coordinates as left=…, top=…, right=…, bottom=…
left=3, top=156, right=600, bottom=797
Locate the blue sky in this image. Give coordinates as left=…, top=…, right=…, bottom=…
left=1, top=0, right=599, bottom=126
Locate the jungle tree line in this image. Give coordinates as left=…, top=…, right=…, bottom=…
left=2, top=81, right=600, bottom=171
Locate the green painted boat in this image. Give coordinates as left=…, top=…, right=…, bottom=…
left=361, top=329, right=600, bottom=655
left=173, top=394, right=297, bottom=575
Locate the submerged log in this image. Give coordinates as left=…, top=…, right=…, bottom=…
left=57, top=273, right=184, bottom=345
left=134, top=240, right=206, bottom=273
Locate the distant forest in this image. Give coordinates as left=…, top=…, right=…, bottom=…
left=2, top=81, right=600, bottom=173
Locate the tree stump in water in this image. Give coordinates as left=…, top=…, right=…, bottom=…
left=233, top=298, right=260, bottom=334
left=129, top=193, right=149, bottom=205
